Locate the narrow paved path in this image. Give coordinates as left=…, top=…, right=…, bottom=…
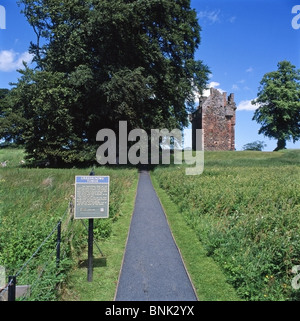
left=115, top=170, right=197, bottom=301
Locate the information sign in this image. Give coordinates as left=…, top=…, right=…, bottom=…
left=74, top=176, right=109, bottom=219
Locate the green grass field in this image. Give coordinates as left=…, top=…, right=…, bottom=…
left=60, top=177, right=138, bottom=301
left=0, top=148, right=138, bottom=300
left=1, top=148, right=299, bottom=301
left=151, top=175, right=240, bottom=301
left=152, top=149, right=300, bottom=301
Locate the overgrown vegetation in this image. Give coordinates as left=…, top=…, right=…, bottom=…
left=0, top=149, right=137, bottom=300
left=61, top=176, right=138, bottom=301
left=152, top=150, right=300, bottom=301
left=2, top=149, right=300, bottom=301
left=151, top=175, right=240, bottom=301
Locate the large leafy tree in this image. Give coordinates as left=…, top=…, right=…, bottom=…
left=252, top=61, right=300, bottom=151
left=11, top=66, right=87, bottom=165
left=7, top=0, right=210, bottom=166
left=0, top=88, right=27, bottom=146
left=0, top=89, right=11, bottom=144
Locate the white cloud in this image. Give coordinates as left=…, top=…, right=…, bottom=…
left=198, top=10, right=238, bottom=25
left=198, top=10, right=221, bottom=24
left=232, top=84, right=239, bottom=90
left=237, top=99, right=259, bottom=111
left=193, top=81, right=226, bottom=100
left=0, top=50, right=33, bottom=72
left=202, top=81, right=225, bottom=96
left=194, top=81, right=225, bottom=98
left=229, top=16, right=236, bottom=23
left=209, top=81, right=221, bottom=88
left=246, top=67, right=254, bottom=73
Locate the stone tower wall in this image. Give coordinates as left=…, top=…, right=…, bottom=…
left=191, top=88, right=236, bottom=151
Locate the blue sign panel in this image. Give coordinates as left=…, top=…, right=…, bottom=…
left=76, top=176, right=110, bottom=184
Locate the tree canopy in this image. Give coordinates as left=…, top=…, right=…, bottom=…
left=1, top=0, right=210, bottom=166
left=252, top=60, right=300, bottom=151
left=242, top=141, right=266, bottom=151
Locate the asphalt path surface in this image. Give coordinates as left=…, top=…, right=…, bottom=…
left=115, top=169, right=198, bottom=301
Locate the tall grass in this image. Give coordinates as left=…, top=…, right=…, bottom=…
left=152, top=150, right=300, bottom=301
left=0, top=149, right=138, bottom=300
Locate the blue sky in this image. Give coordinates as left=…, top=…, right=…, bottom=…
left=0, top=0, right=299, bottom=151
left=190, top=0, right=300, bottom=150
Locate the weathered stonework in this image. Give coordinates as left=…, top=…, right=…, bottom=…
left=190, top=88, right=236, bottom=151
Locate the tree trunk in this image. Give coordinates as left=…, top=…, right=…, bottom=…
left=274, top=138, right=286, bottom=151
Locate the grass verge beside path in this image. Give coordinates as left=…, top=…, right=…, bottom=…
left=151, top=174, right=240, bottom=301
left=151, top=150, right=300, bottom=301
left=61, top=175, right=138, bottom=301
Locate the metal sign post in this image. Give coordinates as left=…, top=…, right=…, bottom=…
left=88, top=171, right=94, bottom=282
left=87, top=218, right=94, bottom=282
left=74, top=173, right=109, bottom=282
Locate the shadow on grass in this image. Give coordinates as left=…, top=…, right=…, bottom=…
left=78, top=257, right=107, bottom=268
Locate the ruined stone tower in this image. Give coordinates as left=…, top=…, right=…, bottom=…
left=190, top=88, right=236, bottom=151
